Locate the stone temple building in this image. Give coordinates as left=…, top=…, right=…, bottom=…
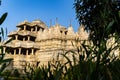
left=2, top=19, right=120, bottom=70
left=2, top=20, right=89, bottom=69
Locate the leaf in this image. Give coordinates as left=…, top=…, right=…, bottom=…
left=55, top=62, right=68, bottom=80
left=0, top=12, right=7, bottom=25
left=54, top=65, right=63, bottom=80
left=60, top=53, right=72, bottom=68
left=1, top=27, right=4, bottom=39
left=0, top=63, right=7, bottom=74
left=0, top=53, right=5, bottom=61
left=4, top=37, right=13, bottom=44
left=0, top=36, right=2, bottom=42
left=106, top=20, right=114, bottom=31
left=6, top=27, right=7, bottom=36
left=1, top=58, right=13, bottom=63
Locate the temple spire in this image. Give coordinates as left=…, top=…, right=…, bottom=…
left=69, top=19, right=72, bottom=27
left=50, top=19, right=52, bottom=27
left=55, top=17, right=58, bottom=26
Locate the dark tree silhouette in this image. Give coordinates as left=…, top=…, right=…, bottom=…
left=74, top=0, right=120, bottom=45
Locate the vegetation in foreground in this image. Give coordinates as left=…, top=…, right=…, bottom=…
left=21, top=0, right=120, bottom=80
left=0, top=0, right=120, bottom=80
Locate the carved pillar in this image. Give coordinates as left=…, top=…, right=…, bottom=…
left=14, top=49, right=16, bottom=55
left=28, top=36, right=30, bottom=41
left=39, top=28, right=41, bottom=31
left=19, top=48, right=21, bottom=55
left=15, top=35, right=18, bottom=40
left=35, top=26, right=37, bottom=32
left=9, top=52, right=11, bottom=54
left=3, top=47, right=6, bottom=53
left=26, top=49, right=29, bottom=55
left=39, top=28, right=42, bottom=32
left=31, top=28, right=33, bottom=32
left=18, top=27, right=20, bottom=31
left=23, top=37, right=25, bottom=41
left=24, top=25, right=26, bottom=31
left=31, top=49, right=34, bottom=55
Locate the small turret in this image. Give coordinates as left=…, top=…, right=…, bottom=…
left=66, top=25, right=76, bottom=40
left=77, top=24, right=89, bottom=40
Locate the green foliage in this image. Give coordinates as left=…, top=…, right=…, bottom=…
left=10, top=0, right=120, bottom=80
left=73, top=1, right=120, bottom=79
left=74, top=0, right=120, bottom=45
left=65, top=39, right=120, bottom=80
left=22, top=42, right=120, bottom=80
left=23, top=59, right=68, bottom=80
left=22, top=39, right=118, bottom=80
left=0, top=3, right=11, bottom=79
left=0, top=13, right=7, bottom=25
left=12, top=69, right=20, bottom=77
left=4, top=76, right=23, bottom=80
left=22, top=34, right=120, bottom=80
left=0, top=6, right=13, bottom=79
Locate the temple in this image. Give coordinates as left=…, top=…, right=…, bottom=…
left=1, top=19, right=103, bottom=69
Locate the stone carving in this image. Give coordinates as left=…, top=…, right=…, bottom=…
left=2, top=20, right=90, bottom=69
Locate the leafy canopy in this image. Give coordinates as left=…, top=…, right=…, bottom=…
left=74, top=0, right=120, bottom=45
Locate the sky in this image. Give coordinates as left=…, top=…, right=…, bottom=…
left=0, top=0, right=79, bottom=34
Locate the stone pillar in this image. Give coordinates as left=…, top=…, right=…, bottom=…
left=23, top=37, right=25, bottom=41
left=24, top=25, right=26, bottom=31
left=19, top=48, right=21, bottom=55
left=39, top=28, right=42, bottom=32
left=35, top=26, right=37, bottom=32
left=9, top=52, right=11, bottom=54
left=28, top=36, right=30, bottom=41
left=3, top=47, right=6, bottom=53
left=31, top=28, right=33, bottom=32
left=15, top=35, right=18, bottom=40
left=18, top=27, right=21, bottom=31
left=39, top=28, right=41, bottom=31
left=31, top=49, right=34, bottom=55
left=14, top=49, right=16, bottom=55
left=26, top=49, right=29, bottom=55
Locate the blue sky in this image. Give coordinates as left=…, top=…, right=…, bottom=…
left=0, top=0, right=79, bottom=34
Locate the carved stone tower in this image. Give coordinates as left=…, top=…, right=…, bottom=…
left=3, top=20, right=47, bottom=69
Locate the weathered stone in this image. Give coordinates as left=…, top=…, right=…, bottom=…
left=4, top=19, right=114, bottom=70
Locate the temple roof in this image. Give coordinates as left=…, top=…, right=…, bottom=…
left=31, top=20, right=48, bottom=28
left=17, top=20, right=48, bottom=29
left=17, top=20, right=31, bottom=27
left=77, top=24, right=89, bottom=40
left=4, top=41, right=39, bottom=49
left=36, top=24, right=68, bottom=41
left=66, top=26, right=76, bottom=40
left=8, top=30, right=37, bottom=37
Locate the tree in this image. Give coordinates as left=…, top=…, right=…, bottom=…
left=0, top=0, right=13, bottom=77
left=74, top=0, right=120, bottom=45
left=74, top=0, right=120, bottom=80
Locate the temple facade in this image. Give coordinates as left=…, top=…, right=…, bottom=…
left=1, top=19, right=120, bottom=70
left=2, top=20, right=90, bottom=69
